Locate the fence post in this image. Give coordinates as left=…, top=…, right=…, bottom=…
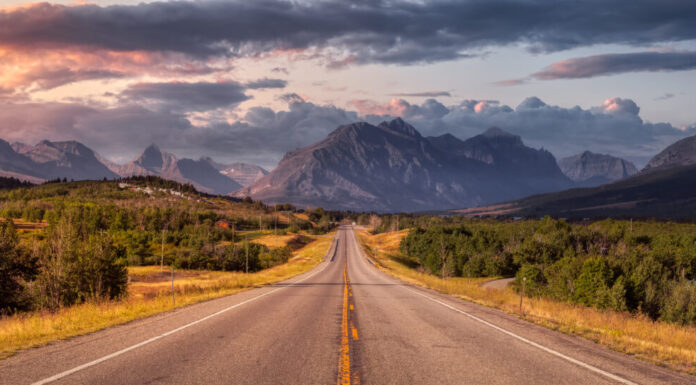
left=519, top=276, right=526, bottom=315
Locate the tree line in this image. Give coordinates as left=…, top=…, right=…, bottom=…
left=400, top=217, right=696, bottom=325
left=0, top=179, right=341, bottom=314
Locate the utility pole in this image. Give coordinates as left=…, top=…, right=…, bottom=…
left=274, top=205, right=278, bottom=249
left=259, top=215, right=262, bottom=231
left=396, top=215, right=399, bottom=232
left=245, top=234, right=249, bottom=274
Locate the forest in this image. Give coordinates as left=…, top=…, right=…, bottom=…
left=399, top=217, right=696, bottom=325
left=0, top=177, right=339, bottom=314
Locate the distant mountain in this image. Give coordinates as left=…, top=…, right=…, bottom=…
left=643, top=134, right=696, bottom=172
left=116, top=145, right=243, bottom=195
left=427, top=127, right=572, bottom=197
left=202, top=158, right=268, bottom=187
left=558, top=151, right=638, bottom=187
left=0, top=140, right=257, bottom=195
left=15, top=140, right=119, bottom=181
left=456, top=163, right=696, bottom=220
left=236, top=118, right=572, bottom=212
left=1, top=139, right=118, bottom=181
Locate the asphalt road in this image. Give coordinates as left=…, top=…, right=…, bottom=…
left=1, top=226, right=693, bottom=384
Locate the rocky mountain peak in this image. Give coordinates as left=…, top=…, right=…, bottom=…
left=378, top=117, right=421, bottom=137
left=480, top=127, right=521, bottom=143
left=558, top=151, right=638, bottom=186
left=135, top=144, right=168, bottom=171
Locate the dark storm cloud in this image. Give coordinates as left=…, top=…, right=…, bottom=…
left=245, top=78, right=288, bottom=89
left=1, top=1, right=695, bottom=65
left=531, top=51, right=696, bottom=80
left=121, top=81, right=250, bottom=112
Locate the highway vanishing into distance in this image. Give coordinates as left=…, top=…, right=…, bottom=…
left=1, top=227, right=693, bottom=385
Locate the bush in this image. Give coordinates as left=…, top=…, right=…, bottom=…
left=660, top=281, right=696, bottom=325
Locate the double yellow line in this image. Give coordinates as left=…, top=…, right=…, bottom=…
left=338, top=260, right=358, bottom=385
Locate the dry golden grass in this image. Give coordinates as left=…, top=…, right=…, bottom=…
left=252, top=232, right=300, bottom=248
left=0, top=217, right=48, bottom=232
left=356, top=229, right=696, bottom=375
left=0, top=232, right=334, bottom=359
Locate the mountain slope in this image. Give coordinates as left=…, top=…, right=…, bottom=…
left=457, top=163, right=696, bottom=219
left=643, top=134, right=696, bottom=172
left=237, top=119, right=572, bottom=212
left=558, top=151, right=638, bottom=186
left=428, top=127, right=572, bottom=197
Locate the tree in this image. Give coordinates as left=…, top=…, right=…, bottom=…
left=573, top=256, right=613, bottom=308
left=0, top=220, right=37, bottom=313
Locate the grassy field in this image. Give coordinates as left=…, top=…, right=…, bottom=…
left=0, top=232, right=334, bottom=359
left=356, top=229, right=696, bottom=375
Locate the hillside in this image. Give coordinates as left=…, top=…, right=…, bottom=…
left=643, top=134, right=696, bottom=172
left=456, top=163, right=696, bottom=219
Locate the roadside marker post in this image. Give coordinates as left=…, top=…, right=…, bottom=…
left=519, top=277, right=526, bottom=315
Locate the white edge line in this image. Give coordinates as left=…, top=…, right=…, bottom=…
left=349, top=227, right=638, bottom=385
left=32, top=260, right=332, bottom=385
left=403, top=287, right=639, bottom=385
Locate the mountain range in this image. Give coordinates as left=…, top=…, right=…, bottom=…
left=3, top=117, right=680, bottom=213
left=457, top=133, right=696, bottom=219
left=236, top=118, right=575, bottom=211
left=0, top=140, right=266, bottom=194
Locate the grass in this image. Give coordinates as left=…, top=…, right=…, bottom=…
left=356, top=228, right=696, bottom=375
left=0, top=231, right=334, bottom=359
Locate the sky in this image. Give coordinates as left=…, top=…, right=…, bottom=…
left=0, top=0, right=694, bottom=169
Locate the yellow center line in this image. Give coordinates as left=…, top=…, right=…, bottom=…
left=338, top=262, right=351, bottom=385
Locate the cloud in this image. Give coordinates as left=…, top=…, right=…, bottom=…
left=0, top=48, right=228, bottom=91
left=245, top=78, right=287, bottom=89
left=0, top=97, right=359, bottom=168
left=121, top=80, right=250, bottom=112
left=530, top=51, right=696, bottom=80
left=390, top=91, right=451, bottom=97
left=0, top=92, right=692, bottom=169
left=655, top=93, right=675, bottom=101
left=346, top=96, right=694, bottom=166
left=0, top=1, right=694, bottom=67
left=350, top=98, right=450, bottom=121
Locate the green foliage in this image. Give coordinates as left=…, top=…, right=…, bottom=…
left=399, top=216, right=696, bottom=325
left=514, top=264, right=546, bottom=297
left=0, top=220, right=38, bottom=313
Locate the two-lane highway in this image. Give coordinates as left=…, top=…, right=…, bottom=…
left=1, top=226, right=693, bottom=384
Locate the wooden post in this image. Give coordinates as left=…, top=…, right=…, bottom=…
left=171, top=265, right=175, bottom=306
left=274, top=205, right=278, bottom=249
left=519, top=277, right=526, bottom=314
left=245, top=234, right=249, bottom=274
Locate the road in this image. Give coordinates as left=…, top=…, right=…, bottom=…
left=1, top=226, right=692, bottom=384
